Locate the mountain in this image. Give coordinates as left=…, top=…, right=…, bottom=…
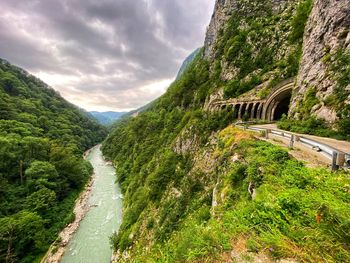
left=0, top=58, right=107, bottom=262
left=90, top=111, right=126, bottom=125
left=176, top=48, right=201, bottom=79
left=103, top=0, right=350, bottom=261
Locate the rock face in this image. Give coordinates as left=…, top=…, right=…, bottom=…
left=205, top=0, right=350, bottom=125
left=173, top=126, right=200, bottom=155
left=203, top=0, right=300, bottom=107
left=204, top=0, right=291, bottom=61
left=290, top=0, right=350, bottom=122
left=204, top=0, right=238, bottom=60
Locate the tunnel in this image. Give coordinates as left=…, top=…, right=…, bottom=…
left=272, top=94, right=292, bottom=120
left=262, top=82, right=294, bottom=121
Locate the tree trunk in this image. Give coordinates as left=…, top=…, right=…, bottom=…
left=19, top=160, right=23, bottom=184
left=6, top=236, right=12, bottom=263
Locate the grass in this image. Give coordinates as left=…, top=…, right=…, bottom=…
left=277, top=115, right=350, bottom=141
left=118, top=127, right=350, bottom=262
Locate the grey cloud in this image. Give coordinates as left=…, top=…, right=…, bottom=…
left=0, top=0, right=215, bottom=111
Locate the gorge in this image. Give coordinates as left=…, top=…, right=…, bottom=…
left=0, top=0, right=349, bottom=262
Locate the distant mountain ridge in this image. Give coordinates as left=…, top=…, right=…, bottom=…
left=176, top=48, right=201, bottom=79
left=119, top=48, right=202, bottom=120
left=90, top=111, right=126, bottom=125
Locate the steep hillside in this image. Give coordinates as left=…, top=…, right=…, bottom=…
left=103, top=0, right=350, bottom=262
left=0, top=59, right=107, bottom=262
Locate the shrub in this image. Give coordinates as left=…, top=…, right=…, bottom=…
left=289, top=0, right=313, bottom=43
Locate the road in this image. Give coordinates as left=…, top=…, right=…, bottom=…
left=245, top=123, right=350, bottom=168
left=253, top=124, right=350, bottom=153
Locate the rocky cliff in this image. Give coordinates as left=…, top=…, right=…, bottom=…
left=204, top=0, right=238, bottom=60
left=204, top=0, right=350, bottom=130
left=204, top=0, right=291, bottom=60
left=290, top=0, right=350, bottom=124
left=203, top=0, right=303, bottom=103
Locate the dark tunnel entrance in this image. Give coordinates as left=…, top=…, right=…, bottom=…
left=273, top=95, right=291, bottom=120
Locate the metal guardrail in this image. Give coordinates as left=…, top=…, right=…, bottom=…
left=237, top=125, right=350, bottom=170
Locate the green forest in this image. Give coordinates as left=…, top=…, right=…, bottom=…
left=0, top=59, right=107, bottom=262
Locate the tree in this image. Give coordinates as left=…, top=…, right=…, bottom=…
left=0, top=211, right=45, bottom=262
left=24, top=187, right=56, bottom=215
left=25, top=161, right=59, bottom=192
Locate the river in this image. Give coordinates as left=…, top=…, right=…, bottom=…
left=60, top=146, right=123, bottom=263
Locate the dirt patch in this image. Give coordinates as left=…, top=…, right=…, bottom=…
left=219, top=236, right=297, bottom=263
left=261, top=134, right=330, bottom=168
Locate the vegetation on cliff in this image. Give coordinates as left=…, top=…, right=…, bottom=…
left=104, top=84, right=350, bottom=261
left=279, top=48, right=350, bottom=141
left=112, top=126, right=350, bottom=262
left=0, top=59, right=107, bottom=262
left=208, top=0, right=312, bottom=99
left=102, top=50, right=233, bottom=252
left=102, top=0, right=350, bottom=261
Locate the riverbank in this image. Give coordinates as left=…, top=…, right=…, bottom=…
left=40, top=147, right=97, bottom=263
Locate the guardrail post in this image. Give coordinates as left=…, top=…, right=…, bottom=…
left=289, top=134, right=295, bottom=149
left=332, top=151, right=339, bottom=171
left=265, top=129, right=269, bottom=139
left=337, top=153, right=345, bottom=167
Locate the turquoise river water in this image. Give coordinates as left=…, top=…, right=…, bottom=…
left=61, top=146, right=123, bottom=263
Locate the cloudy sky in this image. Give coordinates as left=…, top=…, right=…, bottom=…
left=0, top=0, right=215, bottom=111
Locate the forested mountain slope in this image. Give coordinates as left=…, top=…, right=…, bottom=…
left=89, top=111, right=126, bottom=125
left=103, top=0, right=350, bottom=262
left=0, top=58, right=107, bottom=262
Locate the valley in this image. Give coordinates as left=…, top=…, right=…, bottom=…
left=0, top=0, right=349, bottom=262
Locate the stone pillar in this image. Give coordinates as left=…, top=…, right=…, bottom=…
left=257, top=103, right=264, bottom=120
left=270, top=100, right=278, bottom=121
left=289, top=134, right=295, bottom=149
left=242, top=103, right=250, bottom=120
left=232, top=104, right=238, bottom=119
left=238, top=104, right=243, bottom=119
left=251, top=103, right=257, bottom=119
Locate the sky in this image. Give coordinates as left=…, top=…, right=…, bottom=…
left=0, top=0, right=215, bottom=111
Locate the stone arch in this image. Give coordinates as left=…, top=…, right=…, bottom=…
left=262, top=82, right=294, bottom=121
